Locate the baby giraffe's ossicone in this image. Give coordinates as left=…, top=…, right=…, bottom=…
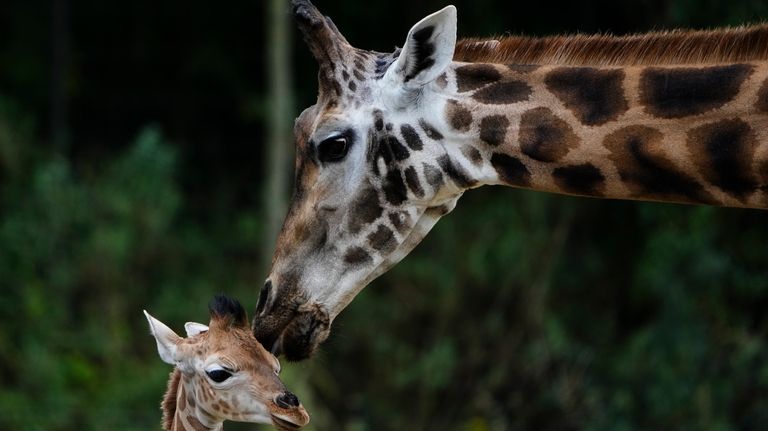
left=144, top=295, right=310, bottom=431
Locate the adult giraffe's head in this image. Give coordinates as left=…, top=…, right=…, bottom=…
left=253, top=0, right=464, bottom=360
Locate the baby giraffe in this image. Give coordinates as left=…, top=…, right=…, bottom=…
left=144, top=295, right=310, bottom=431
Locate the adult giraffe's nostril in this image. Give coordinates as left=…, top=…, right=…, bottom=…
left=256, top=280, right=272, bottom=315
left=275, top=391, right=301, bottom=409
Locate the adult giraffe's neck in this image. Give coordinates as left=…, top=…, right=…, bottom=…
left=162, top=370, right=222, bottom=431
left=436, top=61, right=768, bottom=209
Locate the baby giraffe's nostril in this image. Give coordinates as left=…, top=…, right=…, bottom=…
left=275, top=392, right=301, bottom=408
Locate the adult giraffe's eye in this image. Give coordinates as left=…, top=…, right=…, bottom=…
left=206, top=368, right=232, bottom=383
left=317, top=136, right=348, bottom=162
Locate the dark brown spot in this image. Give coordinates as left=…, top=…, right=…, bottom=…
left=455, top=64, right=502, bottom=92
left=553, top=163, right=606, bottom=196
left=178, top=388, right=187, bottom=411
left=604, top=125, right=715, bottom=204
left=188, top=415, right=210, bottom=431
left=353, top=68, right=365, bottom=81
left=401, top=124, right=423, bottom=151
left=373, top=110, right=384, bottom=131
left=687, top=118, right=758, bottom=201
left=462, top=146, right=483, bottom=166
left=419, top=119, right=444, bottom=140
left=756, top=78, right=768, bottom=112
left=446, top=100, right=473, bottom=132
left=437, top=154, right=477, bottom=188
left=344, top=247, right=373, bottom=266
left=383, top=168, right=408, bottom=205
left=342, top=70, right=350, bottom=81
left=545, top=67, right=628, bottom=126
left=479, top=115, right=509, bottom=147
left=187, top=394, right=196, bottom=409
left=404, top=165, right=425, bottom=198
left=367, top=224, right=396, bottom=252
left=423, top=163, right=444, bottom=190
left=187, top=414, right=210, bottom=431
left=490, top=153, right=531, bottom=187
left=388, top=211, right=410, bottom=234
left=384, top=136, right=410, bottom=161
left=519, top=107, right=579, bottom=162
left=348, top=187, right=384, bottom=234
left=473, top=80, right=532, bottom=105
left=348, top=81, right=357, bottom=92
left=640, top=64, right=753, bottom=118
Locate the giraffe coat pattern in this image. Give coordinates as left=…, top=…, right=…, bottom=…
left=254, top=0, right=768, bottom=362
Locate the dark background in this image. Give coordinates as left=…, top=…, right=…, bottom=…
left=1, top=0, right=767, bottom=430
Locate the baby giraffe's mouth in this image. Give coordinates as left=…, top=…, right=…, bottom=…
left=269, top=392, right=310, bottom=430
left=270, top=413, right=305, bottom=431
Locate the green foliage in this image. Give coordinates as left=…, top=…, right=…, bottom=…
left=0, top=110, right=265, bottom=430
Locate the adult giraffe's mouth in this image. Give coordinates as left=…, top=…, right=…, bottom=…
left=253, top=278, right=331, bottom=361
left=271, top=302, right=331, bottom=361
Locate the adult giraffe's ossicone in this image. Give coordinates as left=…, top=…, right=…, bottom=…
left=253, top=0, right=768, bottom=360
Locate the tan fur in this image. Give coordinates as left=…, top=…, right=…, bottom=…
left=455, top=24, right=768, bottom=66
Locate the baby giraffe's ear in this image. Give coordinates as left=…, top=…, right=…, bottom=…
left=144, top=310, right=182, bottom=365
left=384, top=5, right=457, bottom=89
left=184, top=322, right=209, bottom=337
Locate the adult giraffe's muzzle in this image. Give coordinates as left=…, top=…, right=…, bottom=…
left=253, top=277, right=331, bottom=361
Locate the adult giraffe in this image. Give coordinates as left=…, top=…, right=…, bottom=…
left=252, top=0, right=768, bottom=360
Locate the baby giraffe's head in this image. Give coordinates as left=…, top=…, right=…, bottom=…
left=144, top=295, right=310, bottom=430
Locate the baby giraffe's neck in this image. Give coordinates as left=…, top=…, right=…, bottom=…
left=163, top=370, right=223, bottom=431
left=436, top=61, right=768, bottom=208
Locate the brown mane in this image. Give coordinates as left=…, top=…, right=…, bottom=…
left=454, top=24, right=768, bottom=66
left=161, top=369, right=181, bottom=431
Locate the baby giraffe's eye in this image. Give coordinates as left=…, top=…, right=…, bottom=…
left=317, top=136, right=348, bottom=162
left=206, top=368, right=233, bottom=383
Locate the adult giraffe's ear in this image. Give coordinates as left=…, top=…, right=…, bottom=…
left=384, top=5, right=457, bottom=89
left=144, top=310, right=182, bottom=365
